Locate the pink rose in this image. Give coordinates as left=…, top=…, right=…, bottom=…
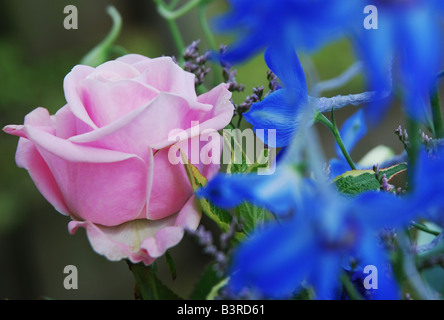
left=3, top=54, right=234, bottom=265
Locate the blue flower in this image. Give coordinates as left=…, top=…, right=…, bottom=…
left=196, top=164, right=303, bottom=216
left=216, top=0, right=444, bottom=124
left=198, top=159, right=418, bottom=299
left=227, top=186, right=410, bottom=299
left=214, top=0, right=362, bottom=64
left=408, top=146, right=444, bottom=228
left=356, top=1, right=444, bottom=123
left=243, top=42, right=309, bottom=148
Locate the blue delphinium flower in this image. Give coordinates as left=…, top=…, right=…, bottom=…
left=243, top=41, right=309, bottom=147
left=217, top=0, right=444, bottom=125
left=200, top=173, right=412, bottom=299
left=356, top=0, right=444, bottom=122
left=214, top=0, right=362, bottom=63
left=196, top=164, right=304, bottom=216
left=408, top=146, right=444, bottom=228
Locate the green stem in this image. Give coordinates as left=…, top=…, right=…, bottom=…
left=407, top=118, right=420, bottom=189
left=430, top=83, right=444, bottom=139
left=198, top=3, right=223, bottom=85
left=315, top=112, right=356, bottom=170
left=411, top=222, right=441, bottom=236
left=80, top=5, right=122, bottom=67
left=166, top=18, right=186, bottom=63
left=167, top=0, right=181, bottom=10
left=153, top=0, right=186, bottom=64
left=198, top=3, right=217, bottom=51
left=157, top=0, right=202, bottom=20
left=340, top=272, right=363, bottom=300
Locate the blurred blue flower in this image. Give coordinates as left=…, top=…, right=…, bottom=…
left=196, top=164, right=303, bottom=216
left=243, top=42, right=308, bottom=148
left=197, top=160, right=418, bottom=299
left=227, top=186, right=410, bottom=299
left=214, top=0, right=362, bottom=63
left=356, top=0, right=444, bottom=122
left=216, top=0, right=444, bottom=124
left=408, top=146, right=444, bottom=227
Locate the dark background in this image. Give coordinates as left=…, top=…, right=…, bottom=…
left=0, top=0, right=433, bottom=299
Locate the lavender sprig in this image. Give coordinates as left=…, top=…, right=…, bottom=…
left=183, top=40, right=211, bottom=87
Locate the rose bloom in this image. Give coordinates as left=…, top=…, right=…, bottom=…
left=4, top=54, right=234, bottom=265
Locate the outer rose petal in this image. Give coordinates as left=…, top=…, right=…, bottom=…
left=68, top=196, right=201, bottom=265
left=23, top=126, right=149, bottom=227
left=15, top=138, right=70, bottom=215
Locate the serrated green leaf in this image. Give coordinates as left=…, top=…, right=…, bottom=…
left=222, top=130, right=250, bottom=174
left=235, top=202, right=266, bottom=234
left=179, top=150, right=239, bottom=236
left=128, top=262, right=182, bottom=300
left=334, top=162, right=407, bottom=195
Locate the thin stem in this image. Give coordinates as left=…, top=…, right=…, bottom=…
left=198, top=3, right=223, bottom=85
left=153, top=0, right=187, bottom=64
left=310, top=61, right=363, bottom=97
left=340, top=272, right=363, bottom=300
left=430, top=83, right=444, bottom=139
left=157, top=0, right=202, bottom=20
left=166, top=18, right=186, bottom=63
left=198, top=3, right=216, bottom=50
left=411, top=222, right=441, bottom=236
left=406, top=117, right=420, bottom=189
left=80, top=5, right=122, bottom=67
left=167, top=0, right=181, bottom=10
left=315, top=112, right=356, bottom=170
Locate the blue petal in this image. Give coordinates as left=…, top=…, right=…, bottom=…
left=264, top=42, right=308, bottom=95
left=244, top=89, right=307, bottom=148
left=357, top=233, right=400, bottom=300
left=229, top=218, right=315, bottom=298
left=335, top=109, right=367, bottom=159
left=396, top=7, right=443, bottom=121
left=329, top=158, right=352, bottom=179
left=197, top=166, right=301, bottom=215
left=353, top=13, right=395, bottom=125
left=310, top=254, right=342, bottom=300
left=354, top=191, right=414, bottom=229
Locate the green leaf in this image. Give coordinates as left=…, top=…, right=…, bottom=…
left=179, top=150, right=244, bottom=241
left=128, top=262, right=182, bottom=300
left=80, top=6, right=124, bottom=67
left=222, top=130, right=250, bottom=174
left=190, top=264, right=225, bottom=300
left=235, top=202, right=266, bottom=235
left=334, top=162, right=407, bottom=195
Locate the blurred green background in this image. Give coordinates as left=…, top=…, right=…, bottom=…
left=0, top=0, right=432, bottom=300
